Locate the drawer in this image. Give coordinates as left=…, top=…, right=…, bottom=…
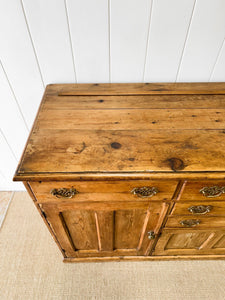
left=180, top=181, right=225, bottom=201
left=165, top=216, right=225, bottom=229
left=29, top=180, right=178, bottom=203
left=171, top=201, right=225, bottom=216
left=153, top=229, right=225, bottom=256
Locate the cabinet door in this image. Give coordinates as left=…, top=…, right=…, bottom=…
left=41, top=201, right=169, bottom=258
left=153, top=229, right=225, bottom=256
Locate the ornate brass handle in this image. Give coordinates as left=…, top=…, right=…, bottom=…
left=147, top=231, right=155, bottom=239
left=50, top=188, right=78, bottom=199
left=188, top=205, right=212, bottom=215
left=180, top=219, right=200, bottom=227
left=199, top=186, right=225, bottom=198
left=131, top=187, right=158, bottom=198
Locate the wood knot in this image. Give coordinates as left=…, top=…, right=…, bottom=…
left=67, top=142, right=86, bottom=154
left=166, top=157, right=185, bottom=172
left=111, top=142, right=121, bottom=149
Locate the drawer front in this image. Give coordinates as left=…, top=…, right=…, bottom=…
left=171, top=201, right=225, bottom=216
left=180, top=181, right=225, bottom=201
left=153, top=229, right=225, bottom=256
left=29, top=180, right=178, bottom=203
left=165, top=216, right=225, bottom=229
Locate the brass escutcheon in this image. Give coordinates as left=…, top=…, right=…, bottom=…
left=50, top=188, right=78, bottom=199
left=199, top=186, right=225, bottom=198
left=131, top=187, right=158, bottom=198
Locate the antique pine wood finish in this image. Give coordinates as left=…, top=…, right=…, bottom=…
left=14, top=83, right=225, bottom=262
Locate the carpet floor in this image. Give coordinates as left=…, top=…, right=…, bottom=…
left=0, top=192, right=13, bottom=228
left=0, top=192, right=224, bottom=300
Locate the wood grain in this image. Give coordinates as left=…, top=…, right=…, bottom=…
left=154, top=229, right=225, bottom=256
left=15, top=129, right=225, bottom=176
left=44, top=94, right=225, bottom=110
left=62, top=210, right=98, bottom=251
left=30, top=180, right=177, bottom=203
left=63, top=254, right=225, bottom=262
left=37, top=108, right=225, bottom=130
left=55, top=83, right=225, bottom=95
left=96, top=211, right=114, bottom=251
left=114, top=209, right=147, bottom=249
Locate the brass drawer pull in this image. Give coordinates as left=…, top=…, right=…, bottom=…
left=147, top=231, right=155, bottom=239
left=50, top=188, right=79, bottom=199
left=188, top=205, right=212, bottom=215
left=180, top=219, right=200, bottom=227
left=131, top=187, right=158, bottom=198
left=199, top=186, right=225, bottom=198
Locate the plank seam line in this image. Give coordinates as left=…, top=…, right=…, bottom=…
left=20, top=0, right=45, bottom=88
left=108, top=0, right=111, bottom=83
left=0, top=60, right=29, bottom=131
left=64, top=0, right=77, bottom=83
left=0, top=170, right=6, bottom=180
left=0, top=128, right=18, bottom=162
left=209, top=38, right=225, bottom=82
left=175, top=0, right=197, bottom=82
left=142, top=0, right=154, bottom=82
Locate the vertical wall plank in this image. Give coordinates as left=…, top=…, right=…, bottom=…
left=144, top=0, right=195, bottom=82
left=0, top=132, right=24, bottom=191
left=22, top=0, right=76, bottom=85
left=110, top=0, right=152, bottom=82
left=0, top=0, right=44, bottom=128
left=66, top=0, right=109, bottom=83
left=0, top=62, right=28, bottom=160
left=0, top=172, right=6, bottom=189
left=177, top=0, right=225, bottom=82
left=210, top=41, right=225, bottom=82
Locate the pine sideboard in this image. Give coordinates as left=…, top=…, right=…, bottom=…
left=14, top=83, right=225, bottom=262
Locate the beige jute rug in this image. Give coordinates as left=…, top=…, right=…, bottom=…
left=0, top=192, right=225, bottom=300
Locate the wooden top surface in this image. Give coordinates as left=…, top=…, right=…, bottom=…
left=14, top=83, right=225, bottom=181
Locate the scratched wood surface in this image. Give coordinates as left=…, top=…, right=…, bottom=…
left=14, top=83, right=225, bottom=180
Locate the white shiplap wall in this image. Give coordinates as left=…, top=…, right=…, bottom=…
left=0, top=0, right=225, bottom=190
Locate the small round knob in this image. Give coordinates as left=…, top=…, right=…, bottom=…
left=147, top=231, right=155, bottom=239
